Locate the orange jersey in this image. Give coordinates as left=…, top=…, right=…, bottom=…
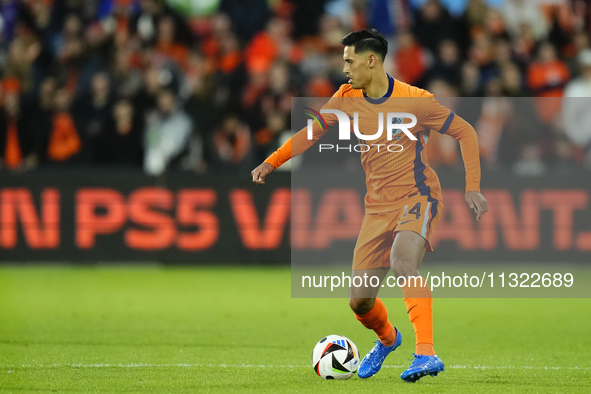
left=266, top=74, right=481, bottom=213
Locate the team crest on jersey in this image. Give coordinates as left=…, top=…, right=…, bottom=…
left=391, top=117, right=403, bottom=140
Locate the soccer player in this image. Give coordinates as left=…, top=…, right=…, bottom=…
left=251, top=28, right=488, bottom=382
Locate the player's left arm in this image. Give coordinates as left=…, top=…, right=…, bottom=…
left=414, top=95, right=488, bottom=220
left=443, top=115, right=488, bottom=220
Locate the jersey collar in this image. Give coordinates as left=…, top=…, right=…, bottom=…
left=363, top=74, right=394, bottom=104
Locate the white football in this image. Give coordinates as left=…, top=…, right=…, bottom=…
left=311, top=334, right=360, bottom=380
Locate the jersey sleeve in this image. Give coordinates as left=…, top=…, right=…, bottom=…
left=445, top=115, right=481, bottom=192
left=264, top=86, right=346, bottom=169
left=414, top=96, right=481, bottom=193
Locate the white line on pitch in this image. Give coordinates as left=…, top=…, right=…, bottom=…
left=1, top=364, right=589, bottom=370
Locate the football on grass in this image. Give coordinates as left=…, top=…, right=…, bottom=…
left=312, top=335, right=359, bottom=380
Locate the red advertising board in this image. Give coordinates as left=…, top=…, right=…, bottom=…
left=0, top=169, right=590, bottom=263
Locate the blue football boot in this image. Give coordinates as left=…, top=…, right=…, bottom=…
left=400, top=353, right=444, bottom=382
left=357, top=328, right=402, bottom=378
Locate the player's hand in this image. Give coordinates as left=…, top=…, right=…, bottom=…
left=251, top=162, right=273, bottom=185
left=465, top=191, right=488, bottom=221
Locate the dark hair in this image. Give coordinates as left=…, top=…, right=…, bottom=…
left=341, top=28, right=388, bottom=60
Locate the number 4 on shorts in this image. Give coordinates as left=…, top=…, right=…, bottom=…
left=409, top=202, right=421, bottom=220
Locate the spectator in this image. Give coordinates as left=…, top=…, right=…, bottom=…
left=135, top=59, right=186, bottom=116
left=0, top=89, right=35, bottom=170
left=512, top=143, right=547, bottom=176
left=51, top=12, right=83, bottom=57
left=4, top=36, right=41, bottom=97
left=493, top=39, right=516, bottom=70
left=220, top=0, right=269, bottom=42
left=245, top=17, right=300, bottom=76
left=304, top=75, right=334, bottom=97
left=214, top=30, right=243, bottom=78
left=112, top=49, right=143, bottom=99
left=395, top=31, right=430, bottom=85
left=527, top=41, right=570, bottom=97
left=563, top=49, right=591, bottom=97
left=132, top=0, right=193, bottom=46
left=484, top=76, right=503, bottom=96
left=502, top=0, right=549, bottom=42
left=468, top=34, right=496, bottom=83
left=210, top=28, right=246, bottom=113
left=412, top=0, right=504, bottom=18
left=566, top=31, right=590, bottom=76
left=212, top=114, right=251, bottom=168
left=46, top=88, right=82, bottom=163
left=483, top=8, right=509, bottom=39
left=25, top=0, right=52, bottom=48
left=527, top=41, right=570, bottom=123
left=254, top=111, right=287, bottom=165
left=155, top=15, right=189, bottom=69
left=244, top=60, right=292, bottom=137
left=180, top=131, right=207, bottom=175
left=327, top=48, right=349, bottom=88
left=54, top=34, right=102, bottom=100
left=27, top=77, right=57, bottom=164
left=512, top=20, right=538, bottom=62
left=319, top=14, right=348, bottom=49
left=501, top=62, right=528, bottom=96
left=96, top=99, right=143, bottom=167
left=562, top=49, right=591, bottom=169
left=475, top=96, right=513, bottom=167
left=0, top=0, right=20, bottom=42
left=496, top=98, right=547, bottom=169
left=426, top=39, right=461, bottom=86
left=184, top=51, right=221, bottom=165
left=425, top=79, right=460, bottom=168
left=460, top=61, right=483, bottom=96
left=412, top=0, right=465, bottom=56
left=552, top=136, right=580, bottom=175
left=73, top=71, right=114, bottom=164
left=144, top=88, right=192, bottom=176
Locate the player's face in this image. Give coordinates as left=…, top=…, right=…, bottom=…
left=343, top=46, right=371, bottom=89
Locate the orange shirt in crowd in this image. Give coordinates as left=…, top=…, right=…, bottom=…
left=47, top=112, right=82, bottom=162
left=157, top=42, right=190, bottom=69
left=245, top=32, right=278, bottom=74
left=527, top=61, right=570, bottom=122
left=4, top=119, right=22, bottom=169
left=395, top=44, right=428, bottom=85
left=527, top=60, right=570, bottom=97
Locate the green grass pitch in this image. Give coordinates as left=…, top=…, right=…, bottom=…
left=1, top=266, right=590, bottom=393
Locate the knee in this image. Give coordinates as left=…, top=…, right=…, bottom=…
left=349, top=298, right=374, bottom=315
left=391, top=258, right=418, bottom=279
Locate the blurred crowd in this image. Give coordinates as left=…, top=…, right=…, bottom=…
left=0, top=0, right=590, bottom=177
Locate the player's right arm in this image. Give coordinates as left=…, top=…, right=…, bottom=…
left=251, top=88, right=346, bottom=184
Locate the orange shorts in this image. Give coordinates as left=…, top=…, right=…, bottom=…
left=352, top=196, right=443, bottom=270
